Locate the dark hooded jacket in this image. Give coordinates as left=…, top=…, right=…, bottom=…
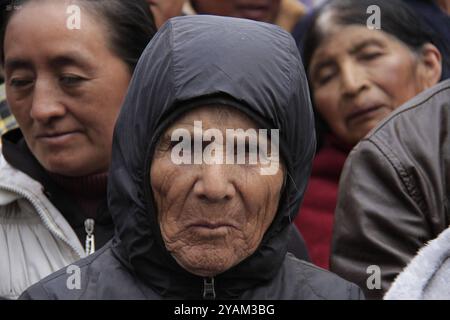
left=20, top=15, right=363, bottom=300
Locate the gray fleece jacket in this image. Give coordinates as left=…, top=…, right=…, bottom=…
left=384, top=226, right=450, bottom=300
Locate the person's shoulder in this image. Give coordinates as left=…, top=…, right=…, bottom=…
left=20, top=243, right=116, bottom=300
left=0, top=150, right=44, bottom=206
left=284, top=254, right=365, bottom=300
left=20, top=242, right=153, bottom=300
left=0, top=153, right=31, bottom=206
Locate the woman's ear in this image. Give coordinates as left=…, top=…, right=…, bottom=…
left=416, top=43, right=442, bottom=90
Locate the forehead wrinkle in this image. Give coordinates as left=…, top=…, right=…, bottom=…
left=5, top=0, right=110, bottom=56
left=310, top=25, right=393, bottom=74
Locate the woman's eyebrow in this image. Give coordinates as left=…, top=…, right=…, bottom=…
left=4, top=53, right=95, bottom=74
left=348, top=39, right=385, bottom=54
left=312, top=59, right=334, bottom=72
left=4, top=58, right=33, bottom=72
left=48, top=53, right=94, bottom=70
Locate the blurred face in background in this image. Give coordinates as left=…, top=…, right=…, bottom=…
left=148, top=0, right=185, bottom=28
left=435, top=0, right=450, bottom=15
left=191, top=0, right=281, bottom=23
left=4, top=0, right=131, bottom=177
left=309, top=24, right=442, bottom=145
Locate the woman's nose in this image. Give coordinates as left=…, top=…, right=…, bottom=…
left=193, top=164, right=236, bottom=202
left=30, top=79, right=66, bottom=124
left=340, top=61, right=368, bottom=98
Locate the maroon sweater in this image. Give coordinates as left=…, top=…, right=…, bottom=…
left=295, top=135, right=352, bottom=269
left=49, top=172, right=108, bottom=219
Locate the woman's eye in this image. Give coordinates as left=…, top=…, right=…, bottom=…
left=359, top=52, right=383, bottom=61
left=60, top=75, right=85, bottom=86
left=10, top=78, right=33, bottom=88
left=313, top=66, right=337, bottom=86
left=316, top=71, right=336, bottom=86
left=318, top=74, right=333, bottom=85
left=157, top=139, right=178, bottom=151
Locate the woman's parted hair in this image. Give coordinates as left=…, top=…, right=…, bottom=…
left=0, top=0, right=157, bottom=72
left=303, top=0, right=447, bottom=74
left=302, top=0, right=449, bottom=149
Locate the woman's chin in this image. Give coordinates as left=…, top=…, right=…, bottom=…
left=172, top=247, right=243, bottom=277
left=38, top=153, right=107, bottom=177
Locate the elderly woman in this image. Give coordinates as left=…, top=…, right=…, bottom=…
left=0, top=0, right=156, bottom=299
left=20, top=15, right=363, bottom=300
left=293, top=0, right=444, bottom=270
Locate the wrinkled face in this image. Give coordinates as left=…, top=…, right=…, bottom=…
left=148, top=0, right=185, bottom=28
left=309, top=25, right=430, bottom=145
left=192, top=0, right=281, bottom=23
left=4, top=1, right=131, bottom=176
left=151, top=106, right=284, bottom=277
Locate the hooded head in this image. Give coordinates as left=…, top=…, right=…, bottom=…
left=108, top=15, right=315, bottom=298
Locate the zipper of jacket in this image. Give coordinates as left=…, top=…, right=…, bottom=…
left=84, top=218, right=95, bottom=255
left=203, top=277, right=216, bottom=300
left=0, top=184, right=84, bottom=259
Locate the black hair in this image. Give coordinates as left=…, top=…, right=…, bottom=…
left=1, top=0, right=157, bottom=72
left=302, top=0, right=450, bottom=149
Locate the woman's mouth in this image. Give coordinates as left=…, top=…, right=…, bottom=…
left=36, top=131, right=81, bottom=146
left=190, top=222, right=236, bottom=230
left=188, top=220, right=238, bottom=236
left=188, top=222, right=237, bottom=239
left=346, top=104, right=385, bottom=126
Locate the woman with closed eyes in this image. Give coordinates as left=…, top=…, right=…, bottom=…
left=294, top=0, right=444, bottom=273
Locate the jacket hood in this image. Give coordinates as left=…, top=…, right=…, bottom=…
left=108, top=15, right=316, bottom=298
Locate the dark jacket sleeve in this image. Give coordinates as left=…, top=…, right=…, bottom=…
left=330, top=138, right=439, bottom=300
left=19, top=282, right=52, bottom=300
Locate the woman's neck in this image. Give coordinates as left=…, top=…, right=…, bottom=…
left=48, top=171, right=108, bottom=218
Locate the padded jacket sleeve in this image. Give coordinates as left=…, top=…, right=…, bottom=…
left=330, top=137, right=443, bottom=300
